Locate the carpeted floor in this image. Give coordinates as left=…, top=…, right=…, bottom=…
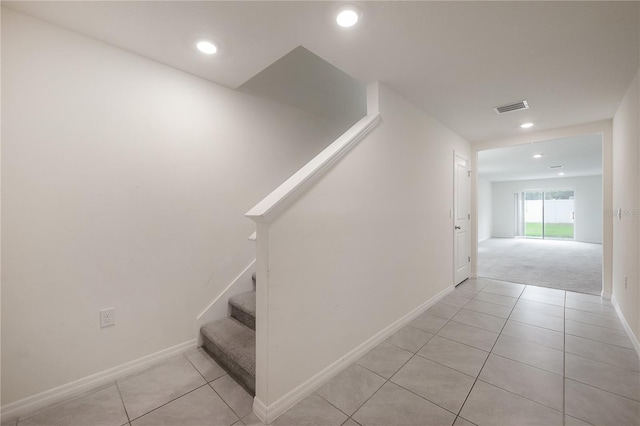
left=478, top=238, right=603, bottom=295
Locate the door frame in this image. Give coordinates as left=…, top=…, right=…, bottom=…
left=453, top=151, right=471, bottom=285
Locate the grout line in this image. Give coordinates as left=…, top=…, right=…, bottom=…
left=127, top=383, right=210, bottom=422
left=454, top=288, right=517, bottom=418
left=207, top=379, right=246, bottom=422
left=114, top=380, right=132, bottom=425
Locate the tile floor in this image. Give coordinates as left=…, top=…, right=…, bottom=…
left=5, top=279, right=640, bottom=426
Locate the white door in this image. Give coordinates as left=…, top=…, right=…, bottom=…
left=454, top=153, right=470, bottom=285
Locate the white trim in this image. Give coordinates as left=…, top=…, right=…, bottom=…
left=196, top=259, right=256, bottom=344
left=252, top=396, right=268, bottom=424
left=245, top=113, right=382, bottom=224
left=248, top=231, right=257, bottom=241
left=1, top=339, right=196, bottom=422
left=254, top=285, right=454, bottom=424
left=611, top=296, right=640, bottom=358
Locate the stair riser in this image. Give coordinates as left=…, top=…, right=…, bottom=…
left=202, top=339, right=255, bottom=396
left=230, top=305, right=256, bottom=331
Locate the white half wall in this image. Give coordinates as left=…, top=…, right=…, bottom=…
left=491, top=175, right=603, bottom=244
left=1, top=8, right=345, bottom=406
left=258, top=83, right=469, bottom=407
left=612, top=68, right=640, bottom=346
left=477, top=178, right=492, bottom=241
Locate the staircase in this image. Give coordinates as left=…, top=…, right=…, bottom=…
left=200, top=273, right=256, bottom=395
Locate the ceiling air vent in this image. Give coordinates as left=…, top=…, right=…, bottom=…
left=494, top=100, right=529, bottom=114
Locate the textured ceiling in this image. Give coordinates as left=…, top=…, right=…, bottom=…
left=5, top=1, right=639, bottom=142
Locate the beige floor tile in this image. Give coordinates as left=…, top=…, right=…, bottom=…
left=509, top=308, right=564, bottom=332
left=437, top=321, right=499, bottom=352
left=565, top=334, right=640, bottom=372
left=241, top=412, right=266, bottom=426
left=491, top=334, right=564, bottom=375
left=565, top=353, right=640, bottom=401
left=210, top=375, right=254, bottom=418
left=565, top=307, right=624, bottom=331
left=522, top=286, right=566, bottom=298
left=501, top=320, right=564, bottom=351
left=391, top=356, right=475, bottom=413
left=425, top=302, right=461, bottom=320
left=457, top=278, right=490, bottom=292
left=131, top=385, right=237, bottom=426
left=515, top=299, right=565, bottom=318
left=316, top=364, right=385, bottom=416
left=453, top=287, right=480, bottom=299
left=451, top=309, right=506, bottom=333
left=341, top=419, right=361, bottom=426
left=482, top=281, right=525, bottom=298
left=459, top=381, right=563, bottom=426
left=519, top=290, right=565, bottom=307
left=440, top=294, right=472, bottom=308
left=271, top=394, right=347, bottom=426
left=564, top=414, right=592, bottom=425
left=565, top=299, right=617, bottom=317
left=472, top=291, right=518, bottom=307
left=452, top=417, right=476, bottom=426
left=565, top=379, right=640, bottom=426
left=18, top=385, right=128, bottom=426
left=185, top=349, right=226, bottom=382
left=385, top=325, right=433, bottom=353
left=357, top=343, right=413, bottom=379
left=478, top=354, right=563, bottom=411
left=352, top=382, right=456, bottom=426
left=408, top=312, right=449, bottom=334
left=117, top=356, right=206, bottom=420
left=565, top=292, right=606, bottom=304
left=417, top=335, right=489, bottom=377
left=565, top=320, right=633, bottom=349
left=463, top=299, right=512, bottom=319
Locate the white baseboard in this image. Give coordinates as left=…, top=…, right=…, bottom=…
left=1, top=339, right=196, bottom=422
left=196, top=259, right=256, bottom=345
left=611, top=296, right=640, bottom=358
left=253, top=285, right=454, bottom=424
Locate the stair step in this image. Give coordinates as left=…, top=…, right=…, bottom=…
left=201, top=318, right=256, bottom=395
left=229, top=291, right=256, bottom=330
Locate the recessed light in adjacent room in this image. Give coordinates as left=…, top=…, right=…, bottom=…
left=520, top=122, right=534, bottom=129
left=336, top=8, right=360, bottom=27
left=558, top=172, right=565, bottom=176
left=533, top=154, right=543, bottom=158
left=196, top=40, right=218, bottom=55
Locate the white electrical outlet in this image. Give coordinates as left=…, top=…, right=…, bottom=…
left=100, top=308, right=115, bottom=328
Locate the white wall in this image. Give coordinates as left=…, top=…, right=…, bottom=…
left=477, top=178, right=492, bottom=241
left=258, top=83, right=469, bottom=406
left=491, top=176, right=603, bottom=243
left=612, top=69, right=640, bottom=346
left=1, top=8, right=346, bottom=405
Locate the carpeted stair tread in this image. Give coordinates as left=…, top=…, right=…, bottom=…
left=201, top=318, right=255, bottom=394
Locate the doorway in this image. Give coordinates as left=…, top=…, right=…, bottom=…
left=516, top=190, right=575, bottom=240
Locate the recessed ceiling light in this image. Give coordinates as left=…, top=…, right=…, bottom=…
left=558, top=172, right=565, bottom=176
left=196, top=40, right=218, bottom=55
left=520, top=122, right=534, bottom=129
left=533, top=154, right=543, bottom=159
left=336, top=8, right=360, bottom=27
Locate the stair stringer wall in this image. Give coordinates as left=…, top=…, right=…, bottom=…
left=196, top=259, right=256, bottom=346
left=248, top=82, right=471, bottom=423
